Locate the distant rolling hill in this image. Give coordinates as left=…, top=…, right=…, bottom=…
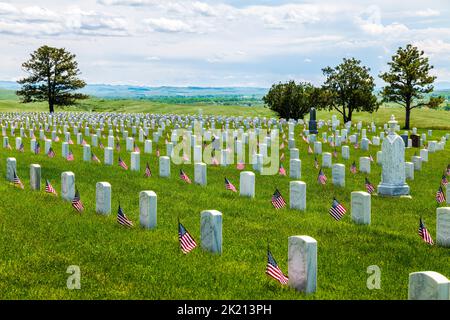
left=0, top=81, right=268, bottom=100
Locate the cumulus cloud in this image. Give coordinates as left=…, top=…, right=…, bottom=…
left=355, top=5, right=409, bottom=36
left=144, top=17, right=195, bottom=33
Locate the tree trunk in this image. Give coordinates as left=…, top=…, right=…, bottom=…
left=404, top=106, right=411, bottom=130
left=348, top=108, right=353, bottom=122
left=49, top=100, right=54, bottom=113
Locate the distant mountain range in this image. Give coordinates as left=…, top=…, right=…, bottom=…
left=0, top=81, right=268, bottom=99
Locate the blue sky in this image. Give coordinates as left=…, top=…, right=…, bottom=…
left=0, top=0, right=449, bottom=88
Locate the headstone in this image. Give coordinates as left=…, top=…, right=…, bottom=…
left=131, top=152, right=140, bottom=171
left=351, top=191, right=371, bottom=225
left=361, top=138, right=369, bottom=151
left=91, top=134, right=98, bottom=147
left=290, top=159, right=301, bottom=179
left=411, top=134, right=420, bottom=148
left=96, top=182, right=111, bottom=215
left=377, top=115, right=410, bottom=196
left=61, top=171, right=75, bottom=201
left=436, top=207, right=450, bottom=247
left=104, top=147, right=113, bottom=165
left=194, top=162, right=207, bottom=186
left=376, top=151, right=382, bottom=165
left=359, top=157, right=371, bottom=174
left=288, top=235, right=317, bottom=293
left=342, top=146, right=350, bottom=160
left=314, top=141, right=322, bottom=155
left=322, top=152, right=332, bottom=168
left=408, top=271, right=450, bottom=300
left=6, top=157, right=16, bottom=182
left=289, top=181, right=306, bottom=211
left=61, top=142, right=69, bottom=158
left=108, top=135, right=114, bottom=148
left=159, top=156, right=170, bottom=177
left=420, top=149, right=428, bottom=162
left=83, top=144, right=91, bottom=162
left=332, top=164, right=345, bottom=187
left=126, top=137, right=134, bottom=151
left=166, top=142, right=173, bottom=157
left=308, top=108, right=318, bottom=134
left=139, top=191, right=157, bottom=229
left=290, top=148, right=299, bottom=160
left=144, top=140, right=152, bottom=154
left=405, top=162, right=414, bottom=180
left=411, top=156, right=422, bottom=171
left=201, top=210, right=222, bottom=254
left=428, top=141, right=437, bottom=153
left=29, top=164, right=41, bottom=190
left=240, top=171, right=255, bottom=198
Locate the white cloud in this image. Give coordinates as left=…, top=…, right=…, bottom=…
left=145, top=56, right=160, bottom=61
left=0, top=2, right=18, bottom=15
left=409, top=8, right=440, bottom=17
left=144, top=17, right=194, bottom=33
left=22, top=6, right=59, bottom=22
left=355, top=5, right=409, bottom=36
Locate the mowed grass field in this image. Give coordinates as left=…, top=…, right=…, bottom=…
left=0, top=112, right=449, bottom=299
left=0, top=92, right=449, bottom=129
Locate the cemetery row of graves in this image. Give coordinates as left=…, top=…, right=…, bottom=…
left=0, top=111, right=449, bottom=299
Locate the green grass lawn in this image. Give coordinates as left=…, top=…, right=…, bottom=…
left=0, top=121, right=449, bottom=299
left=1, top=92, right=449, bottom=129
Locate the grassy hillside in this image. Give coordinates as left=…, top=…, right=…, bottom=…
left=0, top=123, right=448, bottom=299
left=0, top=89, right=448, bottom=129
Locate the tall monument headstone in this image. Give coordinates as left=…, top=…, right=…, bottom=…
left=377, top=115, right=410, bottom=196
left=308, top=108, right=318, bottom=134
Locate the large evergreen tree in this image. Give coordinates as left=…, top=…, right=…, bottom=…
left=17, top=45, right=87, bottom=113
left=379, top=44, right=444, bottom=129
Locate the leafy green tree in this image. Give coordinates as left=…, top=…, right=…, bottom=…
left=321, top=58, right=379, bottom=122
left=379, top=44, right=444, bottom=129
left=263, top=81, right=322, bottom=120
left=17, top=45, right=87, bottom=113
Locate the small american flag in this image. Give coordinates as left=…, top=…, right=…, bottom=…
left=302, top=135, right=308, bottom=143
left=68, top=138, right=74, bottom=145
left=13, top=171, right=24, bottom=189
left=99, top=141, right=104, bottom=149
left=365, top=177, right=375, bottom=194
left=66, top=150, right=74, bottom=161
left=329, top=198, right=347, bottom=221
left=418, top=218, right=433, bottom=245
left=178, top=222, right=197, bottom=254
left=5, top=142, right=12, bottom=150
left=333, top=148, right=338, bottom=158
left=156, top=148, right=160, bottom=157
left=133, top=143, right=140, bottom=153
left=180, top=169, right=191, bottom=184
left=318, top=169, right=327, bottom=185
left=354, top=143, right=359, bottom=149
left=91, top=152, right=100, bottom=163
left=236, top=161, right=245, bottom=170
left=280, top=153, right=285, bottom=161
left=369, top=154, right=374, bottom=162
left=314, top=156, right=319, bottom=169
left=117, top=204, right=134, bottom=228
left=118, top=157, right=128, bottom=170
left=116, top=142, right=121, bottom=152
left=18, top=142, right=24, bottom=152
left=53, top=136, right=60, bottom=142
left=266, top=248, right=288, bottom=285
left=81, top=139, right=87, bottom=146
left=308, top=145, right=313, bottom=154
left=35, top=141, right=40, bottom=154
left=182, top=153, right=190, bottom=162
left=224, top=177, right=237, bottom=192
left=330, top=141, right=335, bottom=147
left=278, top=164, right=286, bottom=176
left=271, top=189, right=286, bottom=209
left=280, top=142, right=285, bottom=149
left=47, top=147, right=55, bottom=158
left=72, top=189, right=84, bottom=212
left=441, top=174, right=448, bottom=187
left=350, top=161, right=357, bottom=174
left=446, top=164, right=450, bottom=176
left=45, top=179, right=57, bottom=195
left=436, top=186, right=446, bottom=204
left=211, top=157, right=219, bottom=166
left=144, top=162, right=152, bottom=177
